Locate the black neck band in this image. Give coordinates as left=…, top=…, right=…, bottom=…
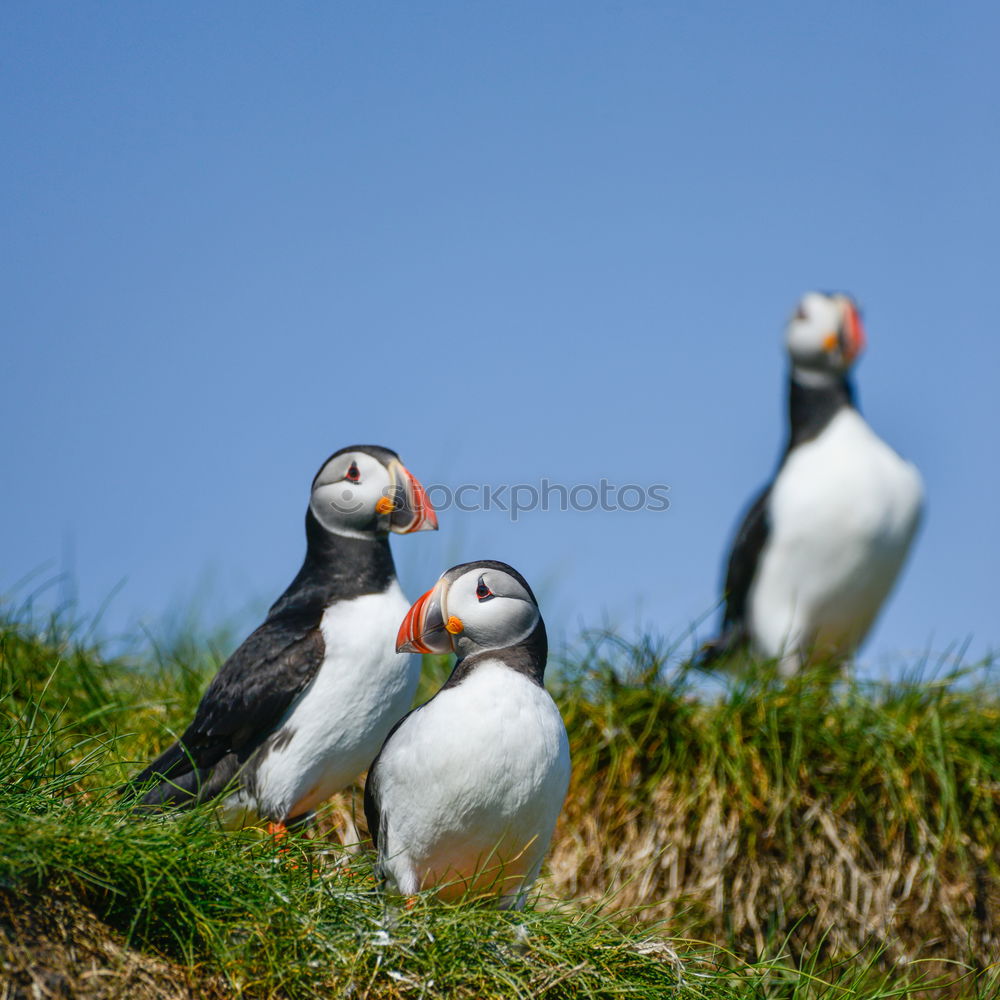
left=268, top=508, right=396, bottom=618
left=786, top=371, right=857, bottom=452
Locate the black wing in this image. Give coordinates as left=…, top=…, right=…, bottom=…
left=697, top=483, right=772, bottom=666
left=362, top=752, right=384, bottom=852
left=126, top=606, right=325, bottom=808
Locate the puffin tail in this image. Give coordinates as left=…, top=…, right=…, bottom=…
left=122, top=739, right=241, bottom=813
left=121, top=740, right=201, bottom=811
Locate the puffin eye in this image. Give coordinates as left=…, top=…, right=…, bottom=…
left=345, top=462, right=361, bottom=483
left=476, top=578, right=493, bottom=601
left=795, top=304, right=808, bottom=321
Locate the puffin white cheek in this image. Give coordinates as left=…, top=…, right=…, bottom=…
left=465, top=601, right=538, bottom=650
left=312, top=482, right=377, bottom=532
left=787, top=319, right=844, bottom=372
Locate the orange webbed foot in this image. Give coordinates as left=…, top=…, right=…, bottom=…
left=266, top=822, right=290, bottom=854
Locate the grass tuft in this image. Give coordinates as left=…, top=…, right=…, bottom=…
left=1, top=613, right=998, bottom=998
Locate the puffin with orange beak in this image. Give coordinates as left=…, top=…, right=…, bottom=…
left=126, top=445, right=438, bottom=830
left=364, top=560, right=571, bottom=909
left=699, top=292, right=924, bottom=675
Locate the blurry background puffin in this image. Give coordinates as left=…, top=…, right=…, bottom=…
left=125, top=445, right=437, bottom=832
left=364, top=560, right=570, bottom=909
left=698, top=293, right=924, bottom=675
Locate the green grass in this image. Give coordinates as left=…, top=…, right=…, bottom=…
left=1, top=613, right=998, bottom=998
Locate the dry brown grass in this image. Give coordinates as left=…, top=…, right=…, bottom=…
left=550, top=779, right=998, bottom=965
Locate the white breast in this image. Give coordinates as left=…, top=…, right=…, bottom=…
left=376, top=662, right=571, bottom=907
left=750, top=408, right=923, bottom=668
left=230, top=581, right=419, bottom=823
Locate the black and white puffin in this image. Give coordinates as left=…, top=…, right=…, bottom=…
left=699, top=292, right=924, bottom=674
left=364, top=560, right=571, bottom=909
left=126, top=445, right=438, bottom=830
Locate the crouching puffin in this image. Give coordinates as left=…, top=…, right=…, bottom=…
left=364, top=560, right=571, bottom=909
left=699, top=293, right=924, bottom=675
left=125, top=445, right=437, bottom=830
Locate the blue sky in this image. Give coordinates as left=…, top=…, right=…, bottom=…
left=3, top=2, right=997, bottom=674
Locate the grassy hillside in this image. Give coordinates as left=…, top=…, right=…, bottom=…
left=1, top=614, right=998, bottom=998
left=550, top=636, right=1000, bottom=964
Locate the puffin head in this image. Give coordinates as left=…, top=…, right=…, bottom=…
left=309, top=445, right=437, bottom=539
left=785, top=292, right=867, bottom=377
left=396, top=560, right=543, bottom=660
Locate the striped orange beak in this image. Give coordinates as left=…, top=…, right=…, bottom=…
left=396, top=580, right=454, bottom=654
left=841, top=300, right=867, bottom=364
left=387, top=462, right=439, bottom=534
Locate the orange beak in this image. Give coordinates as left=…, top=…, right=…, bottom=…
left=387, top=463, right=439, bottom=534
left=841, top=300, right=867, bottom=364
left=396, top=580, right=454, bottom=654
